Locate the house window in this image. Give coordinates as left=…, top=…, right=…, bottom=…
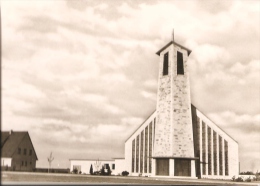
left=163, top=52, right=169, bottom=76
left=29, top=149, right=32, bottom=156
left=112, top=164, right=115, bottom=170
left=24, top=149, right=27, bottom=155
left=25, top=161, right=27, bottom=167
left=18, top=148, right=21, bottom=154
left=21, top=161, right=24, bottom=166
left=177, top=51, right=184, bottom=75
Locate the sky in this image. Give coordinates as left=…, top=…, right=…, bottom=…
left=1, top=0, right=259, bottom=172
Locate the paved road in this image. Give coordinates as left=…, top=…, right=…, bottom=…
left=2, top=171, right=260, bottom=185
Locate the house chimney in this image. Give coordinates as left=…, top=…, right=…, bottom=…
left=9, top=130, right=13, bottom=135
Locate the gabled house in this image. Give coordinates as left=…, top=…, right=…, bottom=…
left=1, top=130, right=38, bottom=171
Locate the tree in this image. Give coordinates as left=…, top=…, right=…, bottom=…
left=107, top=164, right=111, bottom=175
left=94, top=158, right=101, bottom=172
left=47, top=152, right=54, bottom=173
left=100, top=165, right=105, bottom=175
left=90, top=164, right=93, bottom=175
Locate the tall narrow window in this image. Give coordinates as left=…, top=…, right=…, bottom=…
left=163, top=52, right=169, bottom=76
left=140, top=131, right=144, bottom=173
left=213, top=131, right=217, bottom=175
left=224, top=140, right=229, bottom=175
left=219, top=136, right=223, bottom=175
left=202, top=121, right=206, bottom=175
left=132, top=139, right=135, bottom=172
left=18, top=148, right=21, bottom=154
left=149, top=122, right=152, bottom=173
left=177, top=51, right=184, bottom=75
left=144, top=126, right=148, bottom=173
left=136, top=135, right=139, bottom=173
left=208, top=126, right=212, bottom=175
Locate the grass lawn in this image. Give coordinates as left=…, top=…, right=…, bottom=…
left=2, top=171, right=260, bottom=185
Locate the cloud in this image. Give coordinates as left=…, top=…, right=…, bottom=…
left=1, top=0, right=259, bottom=172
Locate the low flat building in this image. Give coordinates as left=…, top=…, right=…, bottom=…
left=69, top=159, right=116, bottom=175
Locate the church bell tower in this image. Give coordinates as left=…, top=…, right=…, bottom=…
left=153, top=32, right=196, bottom=177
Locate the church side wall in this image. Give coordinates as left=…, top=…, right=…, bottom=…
left=125, top=111, right=156, bottom=176
left=196, top=109, right=239, bottom=179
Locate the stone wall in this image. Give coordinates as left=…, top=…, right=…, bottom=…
left=171, top=46, right=194, bottom=157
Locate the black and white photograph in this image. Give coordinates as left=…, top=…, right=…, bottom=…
left=1, top=0, right=260, bottom=185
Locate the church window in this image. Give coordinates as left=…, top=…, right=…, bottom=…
left=219, top=136, right=223, bottom=175
left=144, top=126, right=148, bottom=173
left=202, top=121, right=206, bottom=175
left=213, top=131, right=217, bottom=175
left=136, top=135, right=139, bottom=173
left=208, top=126, right=212, bottom=175
left=163, top=52, right=169, bottom=76
left=224, top=140, right=229, bottom=175
left=177, top=51, right=184, bottom=75
left=140, top=131, right=144, bottom=173
left=132, top=139, right=135, bottom=172
left=149, top=122, right=153, bottom=173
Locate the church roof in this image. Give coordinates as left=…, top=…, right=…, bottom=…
left=155, top=41, right=192, bottom=56
left=1, top=131, right=38, bottom=160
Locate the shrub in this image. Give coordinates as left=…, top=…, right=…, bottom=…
left=245, top=177, right=251, bottom=182
left=72, top=168, right=78, bottom=174
left=101, top=165, right=105, bottom=175
left=106, top=164, right=112, bottom=176
left=122, top=171, right=129, bottom=176
left=90, top=164, right=93, bottom=175
left=79, top=171, right=82, bottom=174
left=93, top=171, right=100, bottom=175
left=232, top=176, right=236, bottom=181
left=235, top=177, right=243, bottom=182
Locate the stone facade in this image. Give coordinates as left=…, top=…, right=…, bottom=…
left=154, top=42, right=194, bottom=158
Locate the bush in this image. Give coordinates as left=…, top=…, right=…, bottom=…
left=90, top=164, right=93, bottom=175
left=245, top=177, right=251, bottom=182
left=72, top=168, right=78, bottom=174
left=93, top=171, right=100, bottom=175
left=122, top=171, right=129, bottom=176
left=106, top=164, right=112, bottom=176
left=235, top=177, right=243, bottom=182
left=79, top=171, right=82, bottom=174
left=240, top=171, right=254, bottom=175
left=101, top=165, right=105, bottom=175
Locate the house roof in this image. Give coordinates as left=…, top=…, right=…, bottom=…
left=1, top=131, right=38, bottom=160
left=1, top=132, right=10, bottom=147
left=155, top=41, right=192, bottom=56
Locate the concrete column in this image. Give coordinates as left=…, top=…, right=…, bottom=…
left=191, top=160, right=196, bottom=177
left=152, top=159, right=156, bottom=176
left=169, top=159, right=174, bottom=176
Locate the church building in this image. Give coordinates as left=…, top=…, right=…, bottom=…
left=70, top=34, right=239, bottom=179
left=123, top=35, right=239, bottom=179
